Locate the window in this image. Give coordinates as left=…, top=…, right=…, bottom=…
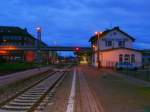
left=119, top=54, right=123, bottom=62
left=124, top=54, right=130, bottom=62
left=131, top=54, right=135, bottom=63
left=105, top=41, right=112, bottom=47
left=118, top=41, right=125, bottom=47
left=113, top=32, right=117, bottom=35
left=18, top=36, right=21, bottom=40
left=0, top=30, right=3, bottom=32
left=4, top=36, right=7, bottom=40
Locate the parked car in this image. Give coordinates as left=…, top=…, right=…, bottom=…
left=116, top=62, right=139, bottom=70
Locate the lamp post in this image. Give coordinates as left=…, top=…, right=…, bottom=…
left=36, top=27, right=42, bottom=69
left=95, top=32, right=102, bottom=69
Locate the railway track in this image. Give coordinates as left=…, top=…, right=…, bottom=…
left=0, top=70, right=67, bottom=112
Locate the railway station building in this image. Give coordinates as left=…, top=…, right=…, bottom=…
left=89, top=27, right=142, bottom=68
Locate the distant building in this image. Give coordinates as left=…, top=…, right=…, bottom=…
left=0, top=26, right=51, bottom=63
left=89, top=26, right=142, bottom=68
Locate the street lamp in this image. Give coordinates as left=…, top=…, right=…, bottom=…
left=36, top=27, right=42, bottom=69
left=92, top=45, right=96, bottom=48
left=95, top=31, right=102, bottom=69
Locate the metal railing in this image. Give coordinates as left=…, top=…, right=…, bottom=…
left=97, top=60, right=150, bottom=82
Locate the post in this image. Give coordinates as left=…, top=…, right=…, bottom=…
left=96, top=32, right=101, bottom=69
left=37, top=27, right=42, bottom=69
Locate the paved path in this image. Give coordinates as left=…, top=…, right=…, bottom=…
left=76, top=67, right=104, bottom=112
left=66, top=67, right=76, bottom=112
left=0, top=66, right=52, bottom=87
left=46, top=66, right=104, bottom=112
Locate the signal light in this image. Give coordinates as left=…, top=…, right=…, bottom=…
left=75, top=47, right=80, bottom=52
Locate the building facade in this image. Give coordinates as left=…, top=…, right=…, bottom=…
left=0, top=26, right=50, bottom=63
left=89, top=27, right=142, bottom=68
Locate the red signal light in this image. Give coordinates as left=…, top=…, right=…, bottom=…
left=75, top=47, right=80, bottom=52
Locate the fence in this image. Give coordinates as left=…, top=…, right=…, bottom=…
left=116, top=68, right=150, bottom=82
left=99, top=60, right=150, bottom=82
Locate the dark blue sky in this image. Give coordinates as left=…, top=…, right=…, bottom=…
left=0, top=0, right=150, bottom=49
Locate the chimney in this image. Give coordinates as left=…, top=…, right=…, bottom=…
left=114, top=26, right=120, bottom=30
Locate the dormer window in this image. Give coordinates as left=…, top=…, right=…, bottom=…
left=118, top=41, right=125, bottom=47
left=106, top=41, right=112, bottom=47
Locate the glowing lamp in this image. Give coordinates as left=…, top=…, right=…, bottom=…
left=95, top=31, right=102, bottom=35
left=95, top=32, right=98, bottom=35
left=3, top=40, right=7, bottom=42
left=100, top=32, right=102, bottom=34
left=92, top=45, right=96, bottom=48
left=36, top=27, right=41, bottom=32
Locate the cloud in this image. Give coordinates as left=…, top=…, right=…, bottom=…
left=0, top=0, right=150, bottom=48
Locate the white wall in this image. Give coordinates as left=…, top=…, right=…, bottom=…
left=98, top=30, right=133, bottom=50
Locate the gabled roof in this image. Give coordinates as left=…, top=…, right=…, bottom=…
left=89, top=26, right=135, bottom=43
left=0, top=26, right=32, bottom=37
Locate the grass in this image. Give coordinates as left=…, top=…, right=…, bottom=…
left=139, top=88, right=150, bottom=112
left=118, top=70, right=150, bottom=82
left=138, top=87, right=150, bottom=96
left=0, top=62, right=49, bottom=76
left=0, top=62, right=37, bottom=71
left=102, top=74, right=150, bottom=111
left=144, top=107, right=150, bottom=112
